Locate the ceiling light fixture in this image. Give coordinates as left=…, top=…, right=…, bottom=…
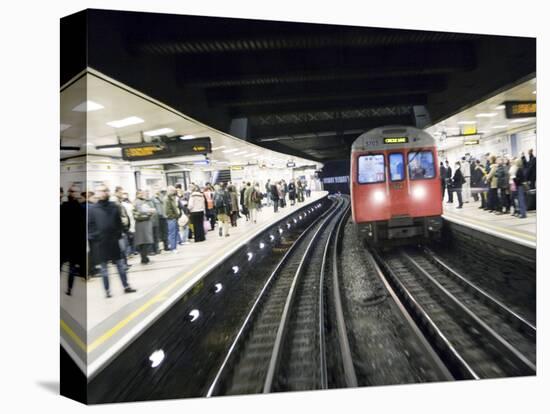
left=475, top=113, right=498, bottom=118
left=106, top=116, right=145, bottom=128
left=179, top=134, right=196, bottom=140
left=457, top=121, right=477, bottom=125
left=144, top=128, right=174, bottom=137
left=491, top=125, right=507, bottom=129
left=211, top=146, right=226, bottom=150
left=510, top=118, right=531, bottom=123
left=495, top=105, right=506, bottom=110
left=72, top=100, right=104, bottom=112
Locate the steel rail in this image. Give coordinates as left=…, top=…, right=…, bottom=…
left=401, top=251, right=536, bottom=374
left=422, top=247, right=536, bottom=333
left=262, top=198, right=346, bottom=393
left=205, top=198, right=339, bottom=397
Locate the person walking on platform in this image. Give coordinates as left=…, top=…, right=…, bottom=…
left=62, top=185, right=86, bottom=296
left=244, top=182, right=257, bottom=223
left=288, top=179, right=296, bottom=206
left=134, top=190, right=155, bottom=263
left=444, top=160, right=453, bottom=203
left=460, top=157, right=471, bottom=203
left=296, top=180, right=304, bottom=202
left=188, top=185, right=206, bottom=242
left=452, top=161, right=465, bottom=209
left=280, top=179, right=287, bottom=208
left=114, top=186, right=131, bottom=268
left=164, top=186, right=180, bottom=253
left=240, top=183, right=250, bottom=221
left=228, top=185, right=239, bottom=227
left=214, top=184, right=231, bottom=237
left=270, top=181, right=280, bottom=212
left=439, top=162, right=446, bottom=201
left=513, top=158, right=528, bottom=219
left=88, top=185, right=137, bottom=298
left=265, top=179, right=272, bottom=207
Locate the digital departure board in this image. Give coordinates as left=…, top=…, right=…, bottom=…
left=383, top=137, right=409, bottom=144
left=505, top=101, right=536, bottom=119
left=121, top=137, right=211, bottom=161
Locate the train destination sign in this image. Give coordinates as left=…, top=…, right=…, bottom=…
left=505, top=101, right=536, bottom=119
left=121, top=137, right=212, bottom=161
left=383, top=137, right=409, bottom=144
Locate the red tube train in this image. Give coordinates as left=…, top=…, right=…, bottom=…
left=350, top=126, right=442, bottom=244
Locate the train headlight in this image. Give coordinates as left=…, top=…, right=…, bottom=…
left=412, top=186, right=426, bottom=200
left=373, top=190, right=385, bottom=203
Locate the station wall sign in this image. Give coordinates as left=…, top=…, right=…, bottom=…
left=230, top=165, right=244, bottom=171
left=286, top=161, right=296, bottom=168
left=121, top=137, right=212, bottom=161
left=461, top=125, right=477, bottom=136
left=464, top=139, right=480, bottom=146
left=505, top=101, right=536, bottom=119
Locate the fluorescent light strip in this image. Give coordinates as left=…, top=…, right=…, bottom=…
left=72, top=100, right=104, bottom=112
left=475, top=113, right=498, bottom=118
left=491, top=125, right=507, bottom=129
left=510, top=118, right=532, bottom=123
left=144, top=128, right=174, bottom=136
left=211, top=146, right=226, bottom=150
left=179, top=135, right=196, bottom=140
left=107, top=116, right=145, bottom=128
left=457, top=121, right=477, bottom=125
left=495, top=105, right=506, bottom=110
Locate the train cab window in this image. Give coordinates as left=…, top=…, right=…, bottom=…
left=408, top=151, right=435, bottom=180
left=357, top=154, right=385, bottom=184
left=389, top=153, right=405, bottom=181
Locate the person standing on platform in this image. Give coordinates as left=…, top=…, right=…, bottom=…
left=145, top=190, right=160, bottom=255
left=280, top=179, right=287, bottom=208
left=444, top=160, right=453, bottom=203
left=164, top=186, right=180, bottom=253
left=485, top=156, right=500, bottom=213
left=204, top=183, right=217, bottom=231
left=288, top=179, right=296, bottom=206
left=240, top=183, right=250, bottom=221
left=270, top=181, right=280, bottom=212
left=188, top=185, right=206, bottom=242
left=244, top=182, right=257, bottom=223
left=452, top=162, right=465, bottom=209
left=439, top=162, right=446, bottom=201
left=469, top=159, right=479, bottom=202
left=471, top=160, right=487, bottom=209
left=460, top=157, right=471, bottom=203
left=265, top=179, right=272, bottom=207
left=214, top=184, right=231, bottom=237
left=495, top=158, right=510, bottom=214
left=62, top=186, right=86, bottom=296
left=134, top=190, right=155, bottom=263
left=88, top=185, right=137, bottom=298
left=513, top=158, right=528, bottom=218
left=121, top=192, right=136, bottom=256
left=526, top=148, right=536, bottom=189
left=153, top=189, right=168, bottom=252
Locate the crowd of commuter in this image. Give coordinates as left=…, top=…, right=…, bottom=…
left=60, top=178, right=312, bottom=298
left=440, top=148, right=536, bottom=218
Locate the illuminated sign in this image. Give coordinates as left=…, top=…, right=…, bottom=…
left=287, top=162, right=296, bottom=168
left=121, top=137, right=211, bottom=161
left=383, top=137, right=409, bottom=144
left=505, top=101, right=536, bottom=119
left=461, top=125, right=477, bottom=136
left=230, top=166, right=244, bottom=171
left=464, top=139, right=480, bottom=146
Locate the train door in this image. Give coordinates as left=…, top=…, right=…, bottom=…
left=388, top=152, right=409, bottom=215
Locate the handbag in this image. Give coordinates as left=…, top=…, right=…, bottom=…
left=178, top=214, right=189, bottom=227
left=203, top=219, right=212, bottom=232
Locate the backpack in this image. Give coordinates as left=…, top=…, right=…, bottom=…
left=214, top=191, right=225, bottom=209
left=496, top=165, right=507, bottom=188
left=251, top=190, right=260, bottom=203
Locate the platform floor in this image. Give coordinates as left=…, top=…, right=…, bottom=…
left=442, top=199, right=536, bottom=249
left=60, top=191, right=327, bottom=376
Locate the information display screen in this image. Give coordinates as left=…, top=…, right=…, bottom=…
left=121, top=137, right=211, bottom=161
left=358, top=154, right=385, bottom=184
left=383, top=137, right=409, bottom=144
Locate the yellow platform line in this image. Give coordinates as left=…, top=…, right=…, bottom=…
left=444, top=211, right=536, bottom=241
left=61, top=208, right=296, bottom=354
left=60, top=319, right=86, bottom=352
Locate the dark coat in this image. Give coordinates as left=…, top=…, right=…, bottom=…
left=288, top=182, right=296, bottom=200
left=452, top=168, right=465, bottom=188
left=88, top=200, right=123, bottom=264
left=471, top=165, right=485, bottom=187
left=134, top=198, right=154, bottom=246
left=270, top=184, right=280, bottom=200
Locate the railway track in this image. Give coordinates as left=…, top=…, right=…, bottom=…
left=206, top=196, right=351, bottom=396
left=372, top=246, right=536, bottom=380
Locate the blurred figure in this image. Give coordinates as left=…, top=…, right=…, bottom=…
left=513, top=158, right=528, bottom=218
left=444, top=160, right=453, bottom=203
left=61, top=185, right=86, bottom=296
left=526, top=148, right=536, bottom=189
left=452, top=161, right=464, bottom=209
left=188, top=185, right=206, bottom=242
left=241, top=182, right=250, bottom=221
left=134, top=190, right=155, bottom=264
left=471, top=160, right=487, bottom=209
left=214, top=184, right=231, bottom=237
left=153, top=189, right=169, bottom=252
left=114, top=186, right=131, bottom=268
left=164, top=186, right=180, bottom=253
left=203, top=183, right=216, bottom=231
left=228, top=185, right=239, bottom=227
left=439, top=162, right=446, bottom=201
left=121, top=192, right=136, bottom=256
left=88, top=185, right=136, bottom=298
left=270, top=181, right=280, bottom=212
left=244, top=182, right=258, bottom=223
left=265, top=179, right=272, bottom=207
left=494, top=157, right=509, bottom=214
left=280, top=179, right=287, bottom=208
left=460, top=156, right=471, bottom=203
left=485, top=156, right=499, bottom=212
left=288, top=179, right=296, bottom=206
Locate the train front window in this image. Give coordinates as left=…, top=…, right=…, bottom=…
left=389, top=153, right=405, bottom=181
left=357, top=154, right=385, bottom=184
left=408, top=151, right=435, bottom=180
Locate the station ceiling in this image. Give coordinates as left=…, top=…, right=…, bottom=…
left=61, top=9, right=536, bottom=162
